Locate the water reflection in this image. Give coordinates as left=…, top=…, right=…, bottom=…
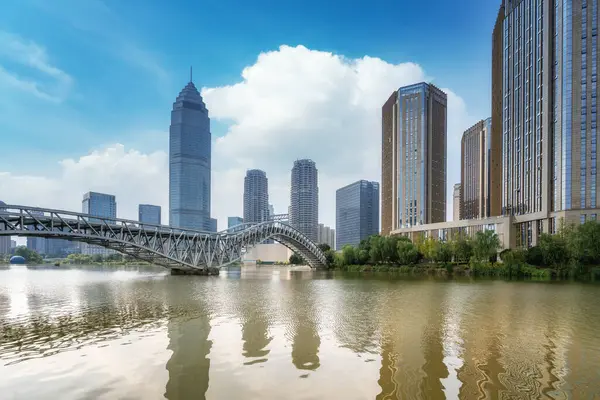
left=164, top=279, right=212, bottom=400
left=1, top=268, right=600, bottom=399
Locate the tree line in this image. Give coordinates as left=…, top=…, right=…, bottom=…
left=290, top=220, right=600, bottom=279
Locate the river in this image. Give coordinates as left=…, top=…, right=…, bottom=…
left=1, top=265, right=599, bottom=399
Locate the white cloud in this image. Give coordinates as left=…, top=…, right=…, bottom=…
left=0, top=145, right=168, bottom=223
left=206, top=45, right=474, bottom=227
left=1, top=45, right=475, bottom=231
left=0, top=31, right=73, bottom=102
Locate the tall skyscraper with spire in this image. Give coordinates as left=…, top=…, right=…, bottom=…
left=169, top=70, right=212, bottom=231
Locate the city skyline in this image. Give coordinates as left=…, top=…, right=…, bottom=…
left=0, top=0, right=497, bottom=232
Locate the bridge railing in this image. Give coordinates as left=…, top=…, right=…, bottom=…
left=0, top=205, right=216, bottom=237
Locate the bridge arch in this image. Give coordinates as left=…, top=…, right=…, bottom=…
left=0, top=206, right=328, bottom=270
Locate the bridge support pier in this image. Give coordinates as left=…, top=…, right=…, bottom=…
left=171, top=267, right=220, bottom=276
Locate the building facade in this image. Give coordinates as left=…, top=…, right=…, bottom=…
left=461, top=118, right=502, bottom=219
left=139, top=204, right=161, bottom=225
left=381, top=83, right=447, bottom=233
left=498, top=0, right=600, bottom=246
left=336, top=180, right=379, bottom=248
left=169, top=78, right=212, bottom=231
left=290, top=159, right=319, bottom=242
left=82, top=192, right=117, bottom=255
left=453, top=183, right=461, bottom=221
left=228, top=216, right=244, bottom=228
left=0, top=201, right=11, bottom=254
left=243, top=169, right=269, bottom=224
left=317, top=223, right=336, bottom=250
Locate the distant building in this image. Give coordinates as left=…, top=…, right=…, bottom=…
left=169, top=76, right=212, bottom=231
left=10, top=240, right=16, bottom=249
left=317, top=224, right=336, bottom=250
left=336, top=180, right=379, bottom=249
left=244, top=169, right=269, bottom=224
left=228, top=216, right=244, bottom=229
left=461, top=118, right=501, bottom=220
left=46, top=239, right=78, bottom=257
left=139, top=204, right=161, bottom=225
left=381, top=83, right=447, bottom=233
left=0, top=201, right=11, bottom=254
left=27, top=237, right=46, bottom=254
left=290, top=159, right=319, bottom=242
left=209, top=218, right=217, bottom=232
left=82, top=192, right=117, bottom=256
left=453, top=183, right=461, bottom=221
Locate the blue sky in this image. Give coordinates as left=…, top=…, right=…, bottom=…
left=0, top=0, right=501, bottom=227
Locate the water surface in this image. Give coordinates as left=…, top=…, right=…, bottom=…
left=1, top=265, right=599, bottom=399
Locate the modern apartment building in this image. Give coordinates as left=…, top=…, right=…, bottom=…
left=243, top=169, right=269, bottom=224
left=461, top=118, right=502, bottom=219
left=169, top=77, right=213, bottom=231
left=381, top=82, right=448, bottom=234
left=336, top=180, right=380, bottom=248
left=82, top=192, right=116, bottom=255
left=139, top=204, right=161, bottom=225
left=317, top=223, right=336, bottom=250
left=453, top=183, right=461, bottom=221
left=498, top=0, right=600, bottom=246
left=290, top=159, right=319, bottom=242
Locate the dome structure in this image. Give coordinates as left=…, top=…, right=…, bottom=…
left=9, top=256, right=26, bottom=265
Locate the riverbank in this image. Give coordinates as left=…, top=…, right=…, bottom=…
left=333, top=262, right=600, bottom=280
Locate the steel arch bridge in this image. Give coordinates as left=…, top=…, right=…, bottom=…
left=0, top=206, right=328, bottom=271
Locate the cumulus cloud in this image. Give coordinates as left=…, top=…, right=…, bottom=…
left=0, top=145, right=168, bottom=222
left=0, top=31, right=73, bottom=102
left=2, top=45, right=475, bottom=230
left=206, top=45, right=474, bottom=227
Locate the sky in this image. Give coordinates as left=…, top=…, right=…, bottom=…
left=0, top=0, right=501, bottom=232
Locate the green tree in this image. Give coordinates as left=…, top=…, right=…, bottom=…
left=537, top=233, right=569, bottom=266
left=92, top=254, right=104, bottom=263
left=432, top=241, right=452, bottom=263
left=472, top=230, right=501, bottom=262
left=451, top=237, right=473, bottom=263
left=289, top=253, right=304, bottom=265
left=418, top=237, right=437, bottom=261
left=341, top=245, right=358, bottom=265
left=14, top=246, right=43, bottom=264
left=397, top=238, right=420, bottom=265
left=317, top=243, right=331, bottom=252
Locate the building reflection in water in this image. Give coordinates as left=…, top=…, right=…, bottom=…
left=238, top=282, right=273, bottom=365
left=164, top=280, right=213, bottom=400
left=287, top=278, right=320, bottom=371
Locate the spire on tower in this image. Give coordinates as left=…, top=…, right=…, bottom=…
left=190, top=66, right=193, bottom=83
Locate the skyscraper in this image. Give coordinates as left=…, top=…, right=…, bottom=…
left=243, top=169, right=269, bottom=224
left=497, top=0, right=600, bottom=245
left=381, top=82, right=448, bottom=233
left=453, top=183, right=461, bottom=221
left=139, top=204, right=161, bottom=225
left=0, top=201, right=9, bottom=254
left=461, top=118, right=502, bottom=219
left=336, top=180, right=380, bottom=248
left=290, top=159, right=319, bottom=242
left=82, top=192, right=116, bottom=255
left=317, top=223, right=336, bottom=249
left=169, top=74, right=212, bottom=231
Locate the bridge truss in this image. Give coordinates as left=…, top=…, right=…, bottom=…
left=0, top=206, right=328, bottom=271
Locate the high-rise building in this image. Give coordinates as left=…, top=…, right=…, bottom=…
left=268, top=204, right=275, bottom=218
left=317, top=223, right=336, bottom=250
left=498, top=0, right=600, bottom=246
left=381, top=82, right=447, bottom=233
left=243, top=169, right=269, bottom=224
left=82, top=192, right=116, bottom=255
left=228, top=216, right=244, bottom=228
left=139, top=204, right=162, bottom=225
left=0, top=201, right=9, bottom=254
left=169, top=75, right=212, bottom=231
left=453, top=183, right=462, bottom=221
left=336, top=180, right=380, bottom=248
left=290, top=159, right=319, bottom=242
left=461, top=118, right=502, bottom=219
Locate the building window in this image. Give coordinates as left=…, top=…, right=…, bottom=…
left=581, top=214, right=587, bottom=225
left=591, top=214, right=597, bottom=221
